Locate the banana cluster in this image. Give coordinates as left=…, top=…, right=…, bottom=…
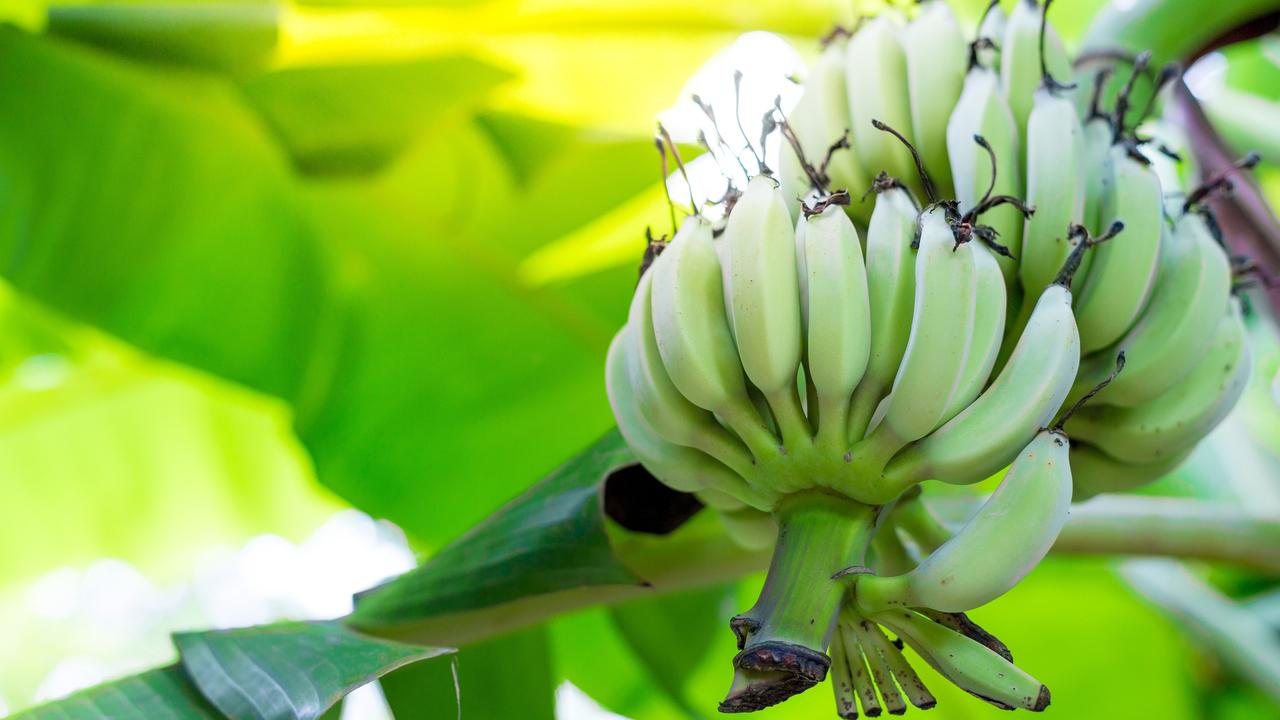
left=606, top=0, right=1257, bottom=714
left=775, top=0, right=1251, bottom=502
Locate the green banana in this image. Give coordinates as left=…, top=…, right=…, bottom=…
left=624, top=270, right=758, bottom=479
left=650, top=216, right=777, bottom=454
left=1140, top=119, right=1197, bottom=214
left=858, top=429, right=1072, bottom=613
left=872, top=609, right=1050, bottom=711
left=947, top=66, right=1022, bottom=279
left=849, top=613, right=937, bottom=711
left=1069, top=212, right=1231, bottom=408
left=904, top=0, right=967, bottom=197
left=828, top=629, right=859, bottom=719
left=942, top=241, right=1007, bottom=421
left=797, top=203, right=871, bottom=452
left=1077, top=60, right=1117, bottom=239
left=975, top=1, right=1007, bottom=69
left=1064, top=299, right=1251, bottom=464
left=1001, top=0, right=1072, bottom=151
left=837, top=621, right=882, bottom=717
left=849, top=618, right=907, bottom=715
left=780, top=40, right=870, bottom=222
left=715, top=504, right=778, bottom=550
left=1074, top=143, right=1164, bottom=353
left=606, top=328, right=774, bottom=508
left=846, top=15, right=918, bottom=195
left=695, top=487, right=745, bottom=511
left=883, top=282, right=1079, bottom=487
left=723, top=175, right=810, bottom=448
left=1017, top=88, right=1085, bottom=308
left=847, top=183, right=918, bottom=442
left=1069, top=442, right=1192, bottom=500
left=863, top=206, right=977, bottom=454
left=1080, top=114, right=1114, bottom=238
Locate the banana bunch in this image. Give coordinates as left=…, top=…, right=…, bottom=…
left=605, top=0, right=1262, bottom=715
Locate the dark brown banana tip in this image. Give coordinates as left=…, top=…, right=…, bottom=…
left=1033, top=685, right=1052, bottom=711
left=734, top=641, right=831, bottom=682
left=720, top=641, right=831, bottom=712
left=719, top=676, right=816, bottom=713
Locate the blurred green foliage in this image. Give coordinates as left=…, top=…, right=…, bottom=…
left=0, top=0, right=1278, bottom=718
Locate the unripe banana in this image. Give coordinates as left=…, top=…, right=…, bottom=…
left=864, top=207, right=976, bottom=452
left=858, top=429, right=1072, bottom=613
left=1064, top=299, right=1250, bottom=465
left=1069, top=442, right=1192, bottom=501
left=976, top=2, right=1007, bottom=69
left=797, top=204, right=871, bottom=450
left=606, top=329, right=774, bottom=509
left=904, top=0, right=967, bottom=197
left=1080, top=115, right=1113, bottom=237
left=625, top=268, right=757, bottom=478
left=1001, top=0, right=1072, bottom=150
left=947, top=67, right=1022, bottom=279
left=884, top=282, right=1079, bottom=487
left=828, top=629, right=859, bottom=719
left=848, top=618, right=908, bottom=715
left=846, top=16, right=918, bottom=195
left=714, top=504, right=777, bottom=550
left=695, top=487, right=745, bottom=511
left=1018, top=88, right=1086, bottom=303
left=780, top=41, right=871, bottom=222
left=872, top=609, right=1050, bottom=711
left=942, top=241, right=1007, bottom=421
left=1069, top=212, right=1232, bottom=408
left=1074, top=144, right=1164, bottom=353
left=837, top=625, right=882, bottom=718
left=847, top=185, right=918, bottom=441
left=651, top=216, right=777, bottom=453
left=1140, top=121, right=1192, bottom=207
left=723, top=175, right=809, bottom=445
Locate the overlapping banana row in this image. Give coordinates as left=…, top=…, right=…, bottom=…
left=605, top=0, right=1259, bottom=715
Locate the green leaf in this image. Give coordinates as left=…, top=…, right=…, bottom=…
left=47, top=3, right=280, bottom=74
left=608, top=584, right=735, bottom=717
left=9, top=667, right=222, bottom=719
left=175, top=621, right=452, bottom=720
left=0, top=285, right=338, bottom=590
left=0, top=27, right=673, bottom=545
left=1081, top=0, right=1280, bottom=68
left=292, top=171, right=616, bottom=546
left=550, top=607, right=690, bottom=720
left=382, top=626, right=555, bottom=720
left=239, top=57, right=514, bottom=174
left=0, top=27, right=332, bottom=404
left=348, top=430, right=643, bottom=630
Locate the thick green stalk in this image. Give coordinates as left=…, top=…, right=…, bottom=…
left=719, top=491, right=878, bottom=713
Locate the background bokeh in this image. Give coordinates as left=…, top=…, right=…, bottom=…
left=0, top=0, right=1278, bottom=717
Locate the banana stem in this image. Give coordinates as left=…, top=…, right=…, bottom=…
left=846, top=384, right=883, bottom=443
left=767, top=386, right=813, bottom=452
left=1054, top=496, right=1280, bottom=572
left=1123, top=559, right=1280, bottom=706
left=815, top=395, right=851, bottom=456
left=720, top=491, right=878, bottom=712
